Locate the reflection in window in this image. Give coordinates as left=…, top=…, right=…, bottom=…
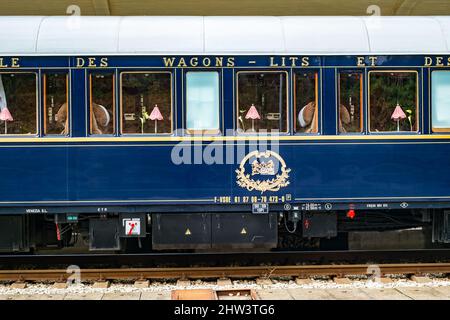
left=237, top=72, right=287, bottom=133
left=432, top=71, right=450, bottom=132
left=369, top=72, right=417, bottom=132
left=0, top=73, right=37, bottom=135
left=90, top=73, right=115, bottom=135
left=294, top=72, right=318, bottom=133
left=44, top=73, right=68, bottom=135
left=339, top=72, right=362, bottom=133
left=121, top=72, right=172, bottom=134
left=186, top=72, right=220, bottom=132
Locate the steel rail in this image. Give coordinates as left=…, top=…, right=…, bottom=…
left=1, top=249, right=450, bottom=268
left=0, top=263, right=449, bottom=282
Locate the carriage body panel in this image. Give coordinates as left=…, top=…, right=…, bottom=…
left=0, top=53, right=448, bottom=213
left=1, top=16, right=450, bottom=251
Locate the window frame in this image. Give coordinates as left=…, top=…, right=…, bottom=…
left=235, top=69, right=290, bottom=135
left=42, top=71, right=69, bottom=136
left=119, top=70, right=174, bottom=136
left=293, top=69, right=319, bottom=135
left=88, top=71, right=116, bottom=136
left=337, top=69, right=364, bottom=135
left=430, top=69, right=450, bottom=133
left=367, top=69, right=420, bottom=134
left=0, top=71, right=39, bottom=137
left=184, top=69, right=222, bottom=135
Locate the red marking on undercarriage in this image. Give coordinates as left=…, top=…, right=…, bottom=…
left=347, top=210, right=356, bottom=219
left=55, top=223, right=61, bottom=241
left=128, top=223, right=136, bottom=235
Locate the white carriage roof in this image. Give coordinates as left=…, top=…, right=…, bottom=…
left=1, top=16, right=450, bottom=55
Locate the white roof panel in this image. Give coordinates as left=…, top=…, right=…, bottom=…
left=118, top=16, right=203, bottom=53
left=204, top=17, right=284, bottom=53
left=0, top=16, right=44, bottom=53
left=0, top=16, right=449, bottom=55
left=363, top=16, right=447, bottom=53
left=282, top=17, right=370, bottom=53
left=36, top=16, right=121, bottom=54
left=434, top=16, right=450, bottom=52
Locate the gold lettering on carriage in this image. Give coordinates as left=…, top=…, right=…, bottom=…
left=162, top=57, right=235, bottom=67
left=424, top=56, right=450, bottom=67
left=75, top=57, right=109, bottom=68
left=356, top=56, right=378, bottom=67
left=269, top=56, right=310, bottom=67
left=236, top=150, right=291, bottom=194
left=0, top=57, right=21, bottom=68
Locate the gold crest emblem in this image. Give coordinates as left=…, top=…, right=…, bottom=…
left=236, top=150, right=291, bottom=193
left=251, top=159, right=275, bottom=175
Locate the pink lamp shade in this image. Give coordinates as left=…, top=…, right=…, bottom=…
left=149, top=105, right=163, bottom=121
left=245, top=104, right=261, bottom=120
left=0, top=107, right=13, bottom=121
left=391, top=103, right=406, bottom=121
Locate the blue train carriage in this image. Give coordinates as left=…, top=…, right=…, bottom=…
left=0, top=16, right=450, bottom=253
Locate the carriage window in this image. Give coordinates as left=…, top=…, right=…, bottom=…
left=369, top=71, right=418, bottom=132
left=90, top=73, right=115, bottom=135
left=432, top=71, right=450, bottom=132
left=0, top=73, right=37, bottom=135
left=121, top=72, right=172, bottom=134
left=294, top=72, right=318, bottom=133
left=237, top=72, right=287, bottom=133
left=186, top=72, right=220, bottom=133
left=338, top=72, right=363, bottom=133
left=44, top=73, right=68, bottom=135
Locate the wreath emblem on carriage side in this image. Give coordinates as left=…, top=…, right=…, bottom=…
left=235, top=150, right=291, bottom=193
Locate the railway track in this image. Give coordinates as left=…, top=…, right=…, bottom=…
left=0, top=263, right=449, bottom=282
left=0, top=249, right=449, bottom=284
